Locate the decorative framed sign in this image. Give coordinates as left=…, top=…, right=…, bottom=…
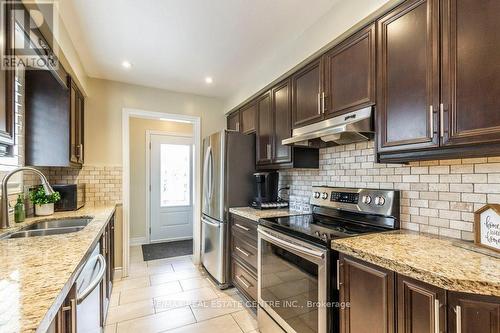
left=474, top=204, right=500, bottom=253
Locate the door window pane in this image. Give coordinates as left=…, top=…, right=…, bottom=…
left=160, top=144, right=191, bottom=206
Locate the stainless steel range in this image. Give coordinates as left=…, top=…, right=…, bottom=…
left=257, top=186, right=400, bottom=333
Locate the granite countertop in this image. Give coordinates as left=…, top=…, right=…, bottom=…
left=332, top=230, right=500, bottom=297
left=0, top=205, right=116, bottom=333
left=229, top=207, right=305, bottom=222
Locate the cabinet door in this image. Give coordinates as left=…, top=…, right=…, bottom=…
left=240, top=103, right=257, bottom=134
left=227, top=111, right=240, bottom=131
left=272, top=79, right=292, bottom=164
left=291, top=58, right=323, bottom=128
left=441, top=0, right=500, bottom=147
left=377, top=0, right=440, bottom=153
left=397, top=275, right=446, bottom=333
left=76, top=92, right=84, bottom=164
left=324, top=23, right=375, bottom=118
left=69, top=83, right=79, bottom=164
left=339, top=255, right=395, bottom=333
left=256, top=93, right=273, bottom=165
left=448, top=292, right=500, bottom=333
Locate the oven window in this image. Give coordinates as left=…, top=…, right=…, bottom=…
left=261, top=239, right=319, bottom=332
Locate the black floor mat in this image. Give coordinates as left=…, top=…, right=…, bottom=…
left=141, top=239, right=193, bottom=261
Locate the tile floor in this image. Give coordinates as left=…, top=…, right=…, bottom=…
left=105, top=246, right=259, bottom=333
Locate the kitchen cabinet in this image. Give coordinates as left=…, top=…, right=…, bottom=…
left=230, top=213, right=258, bottom=304
left=256, top=92, right=273, bottom=165
left=324, top=23, right=376, bottom=118
left=448, top=292, right=500, bottom=333
left=397, top=275, right=446, bottom=333
left=227, top=111, right=240, bottom=131
left=69, top=79, right=84, bottom=165
left=339, top=254, right=396, bottom=333
left=377, top=0, right=440, bottom=155
left=378, top=0, right=500, bottom=162
left=47, top=285, right=77, bottom=333
left=291, top=58, right=324, bottom=127
left=100, top=214, right=115, bottom=325
left=0, top=2, right=15, bottom=154
left=240, top=102, right=257, bottom=134
left=272, top=79, right=292, bottom=164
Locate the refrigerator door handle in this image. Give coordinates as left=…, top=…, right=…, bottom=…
left=203, top=146, right=212, bottom=201
left=209, top=147, right=214, bottom=201
left=202, top=216, right=220, bottom=228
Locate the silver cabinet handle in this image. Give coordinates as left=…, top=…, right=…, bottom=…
left=321, top=92, right=326, bottom=113
left=77, top=254, right=106, bottom=304
left=258, top=228, right=325, bottom=259
left=266, top=144, right=271, bottom=160
left=440, top=103, right=445, bottom=138
left=235, top=246, right=251, bottom=257
left=336, top=259, right=341, bottom=290
left=317, top=93, right=321, bottom=114
left=236, top=122, right=240, bottom=132
left=234, top=223, right=249, bottom=231
left=236, top=275, right=252, bottom=289
left=429, top=105, right=434, bottom=138
left=62, top=298, right=77, bottom=333
left=434, top=299, right=440, bottom=333
left=455, top=305, right=462, bottom=333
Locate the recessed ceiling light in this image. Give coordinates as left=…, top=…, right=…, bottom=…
left=122, top=61, right=132, bottom=69
left=205, top=77, right=213, bottom=84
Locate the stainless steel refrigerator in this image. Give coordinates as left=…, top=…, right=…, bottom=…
left=201, top=130, right=255, bottom=288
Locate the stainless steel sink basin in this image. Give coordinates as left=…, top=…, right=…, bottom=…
left=3, top=226, right=85, bottom=239
left=23, top=218, right=92, bottom=230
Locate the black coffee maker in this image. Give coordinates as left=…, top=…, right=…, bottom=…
left=251, top=172, right=288, bottom=209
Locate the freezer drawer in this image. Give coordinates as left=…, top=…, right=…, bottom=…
left=201, top=215, right=226, bottom=284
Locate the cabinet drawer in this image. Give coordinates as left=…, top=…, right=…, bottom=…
left=232, top=259, right=258, bottom=302
left=231, top=214, right=258, bottom=240
left=232, top=233, right=258, bottom=273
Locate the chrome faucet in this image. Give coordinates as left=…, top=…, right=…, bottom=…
left=0, top=167, right=55, bottom=229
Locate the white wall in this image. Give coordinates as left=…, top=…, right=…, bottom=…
left=224, top=0, right=399, bottom=112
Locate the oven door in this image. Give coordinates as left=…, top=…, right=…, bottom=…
left=258, top=226, right=328, bottom=333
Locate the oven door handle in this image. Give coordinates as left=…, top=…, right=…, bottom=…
left=258, top=228, right=325, bottom=259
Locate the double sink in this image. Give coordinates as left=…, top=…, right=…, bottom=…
left=0, top=217, right=92, bottom=239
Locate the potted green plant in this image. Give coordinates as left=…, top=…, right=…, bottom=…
left=29, top=186, right=61, bottom=216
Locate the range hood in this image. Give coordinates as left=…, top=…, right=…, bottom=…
left=282, top=107, right=374, bottom=147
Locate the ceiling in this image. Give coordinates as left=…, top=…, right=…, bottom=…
left=62, top=0, right=339, bottom=98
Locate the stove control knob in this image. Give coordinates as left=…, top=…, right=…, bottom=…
left=374, top=196, right=386, bottom=206
left=321, top=233, right=328, bottom=241
left=313, top=192, right=321, bottom=199
left=361, top=195, right=372, bottom=204
left=314, top=231, right=321, bottom=237
left=321, top=192, right=328, bottom=200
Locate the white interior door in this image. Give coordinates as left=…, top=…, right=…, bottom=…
left=150, top=133, right=193, bottom=243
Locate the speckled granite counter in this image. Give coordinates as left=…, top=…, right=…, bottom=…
left=229, top=207, right=305, bottom=222
left=0, top=205, right=116, bottom=333
left=332, top=230, right=500, bottom=297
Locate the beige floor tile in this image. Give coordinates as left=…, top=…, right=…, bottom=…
left=106, top=299, right=154, bottom=324
left=150, top=270, right=205, bottom=286
left=104, top=323, right=116, bottom=333
left=172, top=261, right=201, bottom=272
left=109, top=292, right=120, bottom=307
left=165, top=314, right=243, bottom=333
left=147, top=263, right=175, bottom=275
left=113, top=276, right=150, bottom=292
left=154, top=287, right=219, bottom=313
left=179, top=277, right=212, bottom=291
left=120, top=281, right=183, bottom=305
left=232, top=309, right=258, bottom=332
left=147, top=255, right=192, bottom=267
left=116, top=306, right=195, bottom=333
left=190, top=294, right=245, bottom=321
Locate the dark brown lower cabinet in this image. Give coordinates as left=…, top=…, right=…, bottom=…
left=448, top=292, right=500, bottom=333
left=49, top=284, right=77, bottom=333
left=100, top=214, right=115, bottom=325
left=397, top=275, right=446, bottom=333
left=339, top=254, right=395, bottom=333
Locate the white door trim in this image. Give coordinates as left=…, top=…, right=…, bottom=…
left=122, top=108, right=201, bottom=277
left=145, top=130, right=193, bottom=244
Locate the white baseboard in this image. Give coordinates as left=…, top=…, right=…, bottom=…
left=130, top=236, right=147, bottom=246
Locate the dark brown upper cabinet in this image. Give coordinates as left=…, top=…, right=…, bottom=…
left=272, top=79, right=292, bottom=164
left=291, top=58, right=324, bottom=128
left=227, top=111, right=240, bottom=131
left=440, top=0, right=500, bottom=147
left=377, top=0, right=440, bottom=155
left=70, top=79, right=84, bottom=165
left=324, top=23, right=376, bottom=118
left=339, top=254, right=395, bottom=333
left=256, top=92, right=273, bottom=165
left=448, top=291, right=500, bottom=333
left=397, top=275, right=446, bottom=333
left=239, top=102, right=257, bottom=134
